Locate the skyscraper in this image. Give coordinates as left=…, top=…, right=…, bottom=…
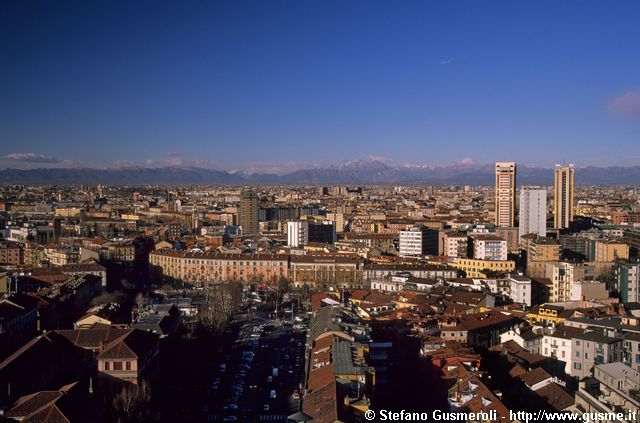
left=553, top=164, right=575, bottom=229
left=495, top=162, right=517, bottom=227
left=240, top=188, right=259, bottom=235
left=519, top=188, right=547, bottom=239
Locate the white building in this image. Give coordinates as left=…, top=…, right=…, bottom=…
left=509, top=274, right=532, bottom=307
left=472, top=235, right=507, bottom=261
left=541, top=326, right=583, bottom=375
left=399, top=226, right=425, bottom=257
left=287, top=221, right=308, bottom=248
left=443, top=232, right=468, bottom=258
left=500, top=326, right=543, bottom=354
left=370, top=274, right=409, bottom=292
left=519, top=188, right=547, bottom=239
left=482, top=276, right=511, bottom=296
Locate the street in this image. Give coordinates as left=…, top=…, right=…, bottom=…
left=207, top=306, right=308, bottom=422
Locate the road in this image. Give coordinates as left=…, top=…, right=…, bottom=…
left=207, top=309, right=308, bottom=422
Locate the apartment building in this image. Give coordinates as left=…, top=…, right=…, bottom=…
left=615, top=261, right=639, bottom=303
left=399, top=226, right=438, bottom=257
left=541, top=325, right=585, bottom=375
left=509, top=274, right=532, bottom=307
left=571, top=329, right=623, bottom=379
left=442, top=232, right=468, bottom=258
left=546, top=261, right=596, bottom=302
left=519, top=188, right=547, bottom=239
left=472, top=234, right=508, bottom=261
left=149, top=250, right=289, bottom=286
left=450, top=258, right=516, bottom=278
left=594, top=239, right=630, bottom=262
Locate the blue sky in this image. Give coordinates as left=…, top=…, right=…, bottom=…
left=1, top=0, right=639, bottom=172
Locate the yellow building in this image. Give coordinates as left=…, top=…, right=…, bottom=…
left=524, top=236, right=561, bottom=278
left=527, top=303, right=568, bottom=325
left=594, top=240, right=629, bottom=262
left=529, top=238, right=561, bottom=261
left=554, top=164, right=574, bottom=229
left=450, top=258, right=515, bottom=278
left=54, top=207, right=83, bottom=218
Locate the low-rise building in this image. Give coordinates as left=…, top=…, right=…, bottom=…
left=472, top=234, right=508, bottom=261
left=571, top=329, right=623, bottom=379
left=510, top=274, right=532, bottom=307
left=576, top=362, right=640, bottom=421
left=541, top=325, right=586, bottom=374
left=500, top=325, right=543, bottom=354
left=97, top=329, right=160, bottom=384
left=443, top=232, right=468, bottom=258
left=450, top=258, right=516, bottom=278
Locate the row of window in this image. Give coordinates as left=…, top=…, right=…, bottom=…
left=104, top=361, right=132, bottom=371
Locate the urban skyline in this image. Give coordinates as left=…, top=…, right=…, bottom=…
left=3, top=1, right=640, bottom=422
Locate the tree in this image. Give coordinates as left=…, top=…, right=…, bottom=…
left=597, top=267, right=617, bottom=292
left=135, top=292, right=145, bottom=311
left=112, top=381, right=154, bottom=423
left=198, top=282, right=243, bottom=331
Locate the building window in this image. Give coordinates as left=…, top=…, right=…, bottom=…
left=126, top=361, right=131, bottom=371
left=574, top=363, right=582, bottom=370
left=105, top=361, right=110, bottom=371
left=113, top=361, right=123, bottom=370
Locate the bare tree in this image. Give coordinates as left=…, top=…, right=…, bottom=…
left=198, top=282, right=243, bottom=331
left=135, top=292, right=146, bottom=311
left=112, top=381, right=153, bottom=423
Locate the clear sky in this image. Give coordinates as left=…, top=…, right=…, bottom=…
left=1, top=0, right=639, bottom=172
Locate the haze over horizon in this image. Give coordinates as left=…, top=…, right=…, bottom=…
left=0, top=157, right=638, bottom=176
left=2, top=0, right=640, bottom=171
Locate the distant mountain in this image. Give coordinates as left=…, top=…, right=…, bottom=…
left=0, top=166, right=245, bottom=185
left=1, top=161, right=640, bottom=185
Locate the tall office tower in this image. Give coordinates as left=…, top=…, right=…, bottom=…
left=495, top=162, right=517, bottom=227
left=519, top=188, right=547, bottom=239
left=554, top=164, right=575, bottom=229
left=239, top=188, right=259, bottom=235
